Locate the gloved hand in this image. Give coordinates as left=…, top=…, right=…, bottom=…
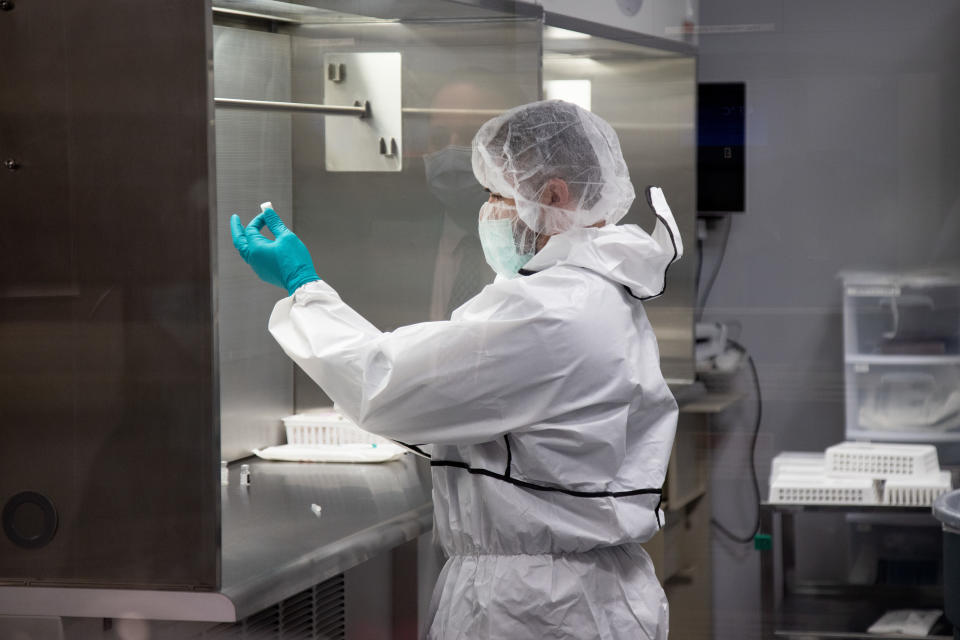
left=230, top=206, right=320, bottom=295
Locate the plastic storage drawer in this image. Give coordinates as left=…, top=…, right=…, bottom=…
left=845, top=361, right=960, bottom=441
left=842, top=275, right=960, bottom=357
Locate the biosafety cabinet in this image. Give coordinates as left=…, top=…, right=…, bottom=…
left=0, top=0, right=697, bottom=631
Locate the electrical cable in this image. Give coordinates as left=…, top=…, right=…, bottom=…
left=696, top=214, right=734, bottom=321
left=695, top=231, right=704, bottom=294
left=710, top=339, right=763, bottom=544
left=695, top=215, right=758, bottom=543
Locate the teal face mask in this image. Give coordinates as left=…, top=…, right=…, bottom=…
left=478, top=217, right=535, bottom=279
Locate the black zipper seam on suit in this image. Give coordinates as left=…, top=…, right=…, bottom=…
left=429, top=459, right=664, bottom=529
left=398, top=438, right=660, bottom=502
left=430, top=459, right=662, bottom=500
left=396, top=445, right=664, bottom=528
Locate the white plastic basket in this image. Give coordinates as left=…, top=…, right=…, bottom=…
left=282, top=410, right=387, bottom=447
left=825, top=442, right=940, bottom=477
left=769, top=474, right=880, bottom=505
left=882, top=471, right=953, bottom=506
left=771, top=452, right=826, bottom=481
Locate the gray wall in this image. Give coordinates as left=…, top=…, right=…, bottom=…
left=697, top=2, right=960, bottom=637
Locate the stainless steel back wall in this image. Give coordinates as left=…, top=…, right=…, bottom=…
left=213, top=26, right=296, bottom=461
left=287, top=18, right=544, bottom=410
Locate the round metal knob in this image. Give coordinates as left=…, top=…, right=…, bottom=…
left=4, top=158, right=20, bottom=172
left=3, top=492, right=59, bottom=549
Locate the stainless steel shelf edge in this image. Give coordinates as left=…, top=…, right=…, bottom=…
left=0, top=586, right=237, bottom=622
left=0, top=503, right=431, bottom=623
left=669, top=380, right=707, bottom=406
left=446, top=0, right=543, bottom=19
left=212, top=6, right=302, bottom=24
left=773, top=632, right=951, bottom=639
left=761, top=502, right=936, bottom=515
left=222, top=502, right=433, bottom=620
left=544, top=12, right=697, bottom=56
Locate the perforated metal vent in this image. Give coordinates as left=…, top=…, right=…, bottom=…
left=202, top=574, right=345, bottom=640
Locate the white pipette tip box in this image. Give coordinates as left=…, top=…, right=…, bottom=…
left=769, top=443, right=952, bottom=506
left=882, top=471, right=953, bottom=506
left=769, top=474, right=881, bottom=505
left=825, top=442, right=940, bottom=477
left=282, top=409, right=387, bottom=447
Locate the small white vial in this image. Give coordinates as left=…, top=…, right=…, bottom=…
left=221, top=461, right=229, bottom=486
left=239, top=464, right=251, bottom=486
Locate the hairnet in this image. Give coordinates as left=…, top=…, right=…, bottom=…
left=471, top=100, right=636, bottom=236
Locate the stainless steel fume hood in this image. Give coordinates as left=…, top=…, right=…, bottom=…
left=0, top=0, right=696, bottom=625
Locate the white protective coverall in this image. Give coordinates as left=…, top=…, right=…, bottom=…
left=268, top=183, right=682, bottom=639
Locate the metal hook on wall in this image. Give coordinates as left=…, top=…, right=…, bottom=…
left=378, top=137, right=398, bottom=158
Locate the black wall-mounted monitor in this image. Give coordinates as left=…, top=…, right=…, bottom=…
left=697, top=82, right=745, bottom=215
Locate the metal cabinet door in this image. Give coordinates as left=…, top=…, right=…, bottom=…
left=0, top=0, right=218, bottom=589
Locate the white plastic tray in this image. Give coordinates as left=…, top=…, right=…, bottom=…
left=825, top=442, right=940, bottom=477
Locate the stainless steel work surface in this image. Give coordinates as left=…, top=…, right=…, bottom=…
left=221, top=454, right=433, bottom=619
left=0, top=455, right=433, bottom=622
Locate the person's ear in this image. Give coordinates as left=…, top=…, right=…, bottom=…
left=540, top=178, right=570, bottom=208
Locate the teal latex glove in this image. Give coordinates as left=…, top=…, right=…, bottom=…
left=230, top=205, right=320, bottom=295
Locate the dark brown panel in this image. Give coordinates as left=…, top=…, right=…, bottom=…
left=0, top=0, right=217, bottom=588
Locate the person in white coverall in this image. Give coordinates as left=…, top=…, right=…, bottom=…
left=231, top=100, right=683, bottom=640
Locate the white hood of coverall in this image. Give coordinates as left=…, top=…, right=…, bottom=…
left=522, top=220, right=680, bottom=300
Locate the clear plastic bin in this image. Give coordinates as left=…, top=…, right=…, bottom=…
left=842, top=272, right=960, bottom=357
left=845, top=362, right=960, bottom=441
left=842, top=270, right=960, bottom=445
